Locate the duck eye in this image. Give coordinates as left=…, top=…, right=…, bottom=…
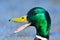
left=22, top=17, right=24, bottom=19
left=33, top=12, right=37, bottom=15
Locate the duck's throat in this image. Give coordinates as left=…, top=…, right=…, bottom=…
left=35, top=22, right=50, bottom=39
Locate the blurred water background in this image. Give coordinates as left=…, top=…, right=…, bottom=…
left=0, top=0, right=60, bottom=40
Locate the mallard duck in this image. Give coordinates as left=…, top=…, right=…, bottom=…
left=9, top=7, right=51, bottom=40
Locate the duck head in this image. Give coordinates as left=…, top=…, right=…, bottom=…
left=9, top=7, right=51, bottom=39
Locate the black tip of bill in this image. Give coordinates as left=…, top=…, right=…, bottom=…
left=9, top=19, right=11, bottom=21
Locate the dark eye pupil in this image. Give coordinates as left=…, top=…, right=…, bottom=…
left=22, top=17, right=24, bottom=19
left=33, top=12, right=37, bottom=15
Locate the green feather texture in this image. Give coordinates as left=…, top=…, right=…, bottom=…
left=27, top=7, right=51, bottom=38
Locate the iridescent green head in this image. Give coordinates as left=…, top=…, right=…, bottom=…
left=27, top=7, right=51, bottom=38
left=27, top=7, right=46, bottom=26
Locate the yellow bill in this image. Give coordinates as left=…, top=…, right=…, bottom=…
left=9, top=16, right=31, bottom=33
left=10, top=16, right=27, bottom=23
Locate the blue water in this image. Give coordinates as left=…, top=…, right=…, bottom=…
left=0, top=0, right=60, bottom=40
